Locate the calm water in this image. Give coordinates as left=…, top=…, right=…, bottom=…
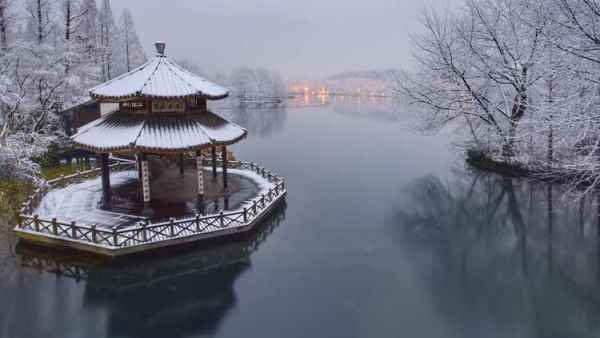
left=2, top=97, right=600, bottom=338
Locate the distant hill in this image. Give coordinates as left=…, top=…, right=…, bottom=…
left=288, top=69, right=399, bottom=96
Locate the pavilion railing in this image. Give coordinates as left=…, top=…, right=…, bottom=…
left=14, top=160, right=286, bottom=251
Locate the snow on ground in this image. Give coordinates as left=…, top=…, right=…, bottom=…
left=34, top=170, right=144, bottom=228
left=32, top=167, right=279, bottom=229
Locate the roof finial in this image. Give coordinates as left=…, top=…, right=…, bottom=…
left=155, top=41, right=166, bottom=56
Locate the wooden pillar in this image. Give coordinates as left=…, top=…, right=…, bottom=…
left=141, top=154, right=151, bottom=203
left=224, top=196, right=229, bottom=210
left=136, top=153, right=143, bottom=180
left=211, top=146, right=217, bottom=180
left=100, top=153, right=110, bottom=200
left=196, top=150, right=204, bottom=198
left=222, top=145, right=228, bottom=189
left=179, top=153, right=185, bottom=176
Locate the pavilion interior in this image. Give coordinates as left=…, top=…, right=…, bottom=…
left=33, top=156, right=260, bottom=229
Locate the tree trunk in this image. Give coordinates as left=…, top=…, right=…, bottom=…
left=37, top=0, right=42, bottom=44
left=0, top=1, right=7, bottom=51
left=503, top=69, right=528, bottom=159
left=547, top=77, right=554, bottom=167
left=502, top=121, right=518, bottom=158
left=124, top=16, right=130, bottom=71
left=65, top=0, right=71, bottom=74
left=0, top=124, right=8, bottom=147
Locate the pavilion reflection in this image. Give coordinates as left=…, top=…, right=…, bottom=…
left=398, top=171, right=600, bottom=336
left=16, top=202, right=286, bottom=338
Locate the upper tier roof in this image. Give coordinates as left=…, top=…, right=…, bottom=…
left=90, top=42, right=229, bottom=100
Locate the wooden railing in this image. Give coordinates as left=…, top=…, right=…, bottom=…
left=14, top=160, right=286, bottom=252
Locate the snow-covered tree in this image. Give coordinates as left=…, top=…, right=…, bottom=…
left=98, top=0, right=116, bottom=80
left=228, top=66, right=286, bottom=107
left=24, top=0, right=55, bottom=44
left=0, top=0, right=17, bottom=52
left=0, top=0, right=143, bottom=181
left=399, top=0, right=548, bottom=157
left=398, top=0, right=600, bottom=191
left=116, top=9, right=145, bottom=73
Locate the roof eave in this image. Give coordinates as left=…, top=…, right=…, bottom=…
left=89, top=92, right=230, bottom=101
left=72, top=132, right=247, bottom=154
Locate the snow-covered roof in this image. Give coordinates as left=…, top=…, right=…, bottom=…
left=89, top=42, right=229, bottom=100
left=71, top=111, right=247, bottom=153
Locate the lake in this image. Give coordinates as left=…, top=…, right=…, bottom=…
left=1, top=97, right=600, bottom=338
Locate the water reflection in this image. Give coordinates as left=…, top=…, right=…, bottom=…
left=226, top=106, right=287, bottom=137
left=288, top=95, right=402, bottom=122
left=7, top=203, right=286, bottom=338
left=330, top=98, right=401, bottom=122
left=398, top=170, right=600, bottom=336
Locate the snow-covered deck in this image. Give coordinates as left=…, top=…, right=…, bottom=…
left=32, top=163, right=263, bottom=229
left=14, top=160, right=286, bottom=256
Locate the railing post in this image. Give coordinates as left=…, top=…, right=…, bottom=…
left=169, top=218, right=175, bottom=237
left=91, top=225, right=97, bottom=243
left=70, top=222, right=76, bottom=239
left=219, top=211, right=224, bottom=227
left=112, top=228, right=118, bottom=247
left=243, top=207, right=248, bottom=223
left=142, top=220, right=148, bottom=242
left=52, top=218, right=58, bottom=235
left=195, top=214, right=200, bottom=232
left=253, top=200, right=257, bottom=215
left=33, top=215, right=40, bottom=232
left=14, top=212, right=22, bottom=227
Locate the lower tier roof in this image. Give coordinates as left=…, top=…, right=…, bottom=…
left=71, top=111, right=247, bottom=153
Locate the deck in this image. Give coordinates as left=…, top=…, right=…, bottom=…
left=33, top=159, right=261, bottom=229
left=14, top=160, right=286, bottom=256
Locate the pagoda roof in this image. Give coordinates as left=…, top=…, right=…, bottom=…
left=71, top=111, right=247, bottom=153
left=90, top=43, right=229, bottom=100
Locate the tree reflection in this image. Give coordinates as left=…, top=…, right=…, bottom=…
left=11, top=202, right=286, bottom=338
left=398, top=171, right=600, bottom=337
left=228, top=106, right=287, bottom=137
left=0, top=182, right=31, bottom=289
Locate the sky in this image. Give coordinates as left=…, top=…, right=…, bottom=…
left=111, top=0, right=461, bottom=80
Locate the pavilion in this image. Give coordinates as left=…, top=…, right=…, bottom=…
left=71, top=42, right=246, bottom=210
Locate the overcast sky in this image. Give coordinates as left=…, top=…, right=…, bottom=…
left=112, top=0, right=461, bottom=80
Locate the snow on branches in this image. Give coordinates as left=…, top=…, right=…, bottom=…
left=0, top=0, right=145, bottom=181
left=398, top=0, right=600, bottom=190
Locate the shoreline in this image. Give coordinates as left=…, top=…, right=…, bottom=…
left=465, top=149, right=592, bottom=188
